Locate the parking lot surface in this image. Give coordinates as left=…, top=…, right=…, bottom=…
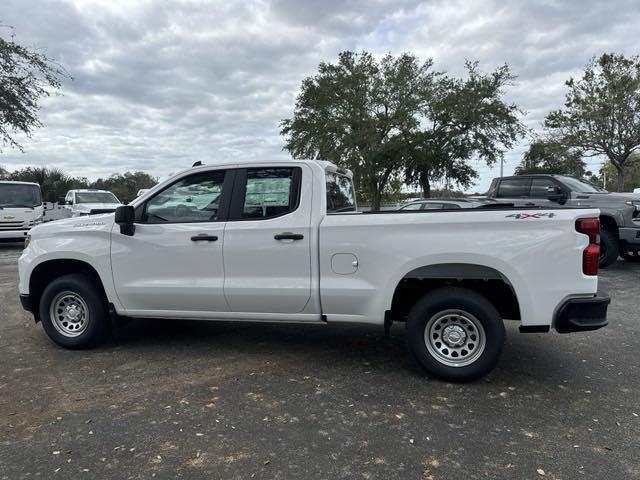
left=1, top=244, right=639, bottom=479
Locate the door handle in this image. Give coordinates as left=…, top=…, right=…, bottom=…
left=274, top=232, right=304, bottom=241
left=191, top=234, right=218, bottom=242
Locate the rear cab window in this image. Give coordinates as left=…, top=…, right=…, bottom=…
left=326, top=172, right=356, bottom=213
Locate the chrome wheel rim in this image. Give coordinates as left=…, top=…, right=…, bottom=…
left=49, top=291, right=89, bottom=337
left=424, top=309, right=486, bottom=367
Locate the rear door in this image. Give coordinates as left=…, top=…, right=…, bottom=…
left=222, top=165, right=312, bottom=314
left=495, top=177, right=533, bottom=206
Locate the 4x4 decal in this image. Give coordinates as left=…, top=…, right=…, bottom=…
left=506, top=212, right=556, bottom=219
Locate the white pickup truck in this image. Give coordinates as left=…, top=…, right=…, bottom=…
left=18, top=160, right=610, bottom=381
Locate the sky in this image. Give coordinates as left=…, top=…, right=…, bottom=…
left=2, top=0, right=640, bottom=193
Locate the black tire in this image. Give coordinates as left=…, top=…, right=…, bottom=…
left=622, top=252, right=640, bottom=263
left=39, top=274, right=110, bottom=349
left=599, top=229, right=619, bottom=268
left=406, top=287, right=505, bottom=382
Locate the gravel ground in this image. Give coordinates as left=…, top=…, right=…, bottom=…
left=1, top=244, right=639, bottom=480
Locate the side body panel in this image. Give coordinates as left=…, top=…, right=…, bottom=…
left=319, top=208, right=600, bottom=326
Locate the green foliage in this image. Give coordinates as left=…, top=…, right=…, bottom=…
left=545, top=53, right=640, bottom=191
left=91, top=171, right=158, bottom=203
left=281, top=52, right=525, bottom=207
left=600, top=153, right=640, bottom=191
left=8, top=166, right=86, bottom=201
left=281, top=51, right=435, bottom=210
left=405, top=62, right=526, bottom=197
left=0, top=27, right=70, bottom=151
left=516, top=140, right=587, bottom=176
left=3, top=166, right=157, bottom=203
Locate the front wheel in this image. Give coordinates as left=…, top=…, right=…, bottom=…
left=39, top=274, right=110, bottom=349
left=406, top=287, right=505, bottom=382
left=599, top=229, right=619, bottom=268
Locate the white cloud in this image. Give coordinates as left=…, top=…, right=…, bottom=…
left=1, top=0, right=639, bottom=191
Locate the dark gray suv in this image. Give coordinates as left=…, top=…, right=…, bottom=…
left=486, top=174, right=640, bottom=267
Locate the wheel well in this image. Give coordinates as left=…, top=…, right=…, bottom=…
left=600, top=215, right=618, bottom=235
left=29, top=260, right=107, bottom=321
left=390, top=264, right=521, bottom=322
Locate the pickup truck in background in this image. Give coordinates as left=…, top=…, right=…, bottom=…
left=64, top=189, right=122, bottom=217
left=486, top=174, right=640, bottom=266
left=18, top=161, right=610, bottom=381
left=0, top=181, right=44, bottom=241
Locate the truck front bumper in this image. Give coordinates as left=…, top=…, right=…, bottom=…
left=619, top=226, right=640, bottom=247
left=0, top=228, right=30, bottom=240
left=554, top=290, right=610, bottom=333
left=19, top=294, right=32, bottom=313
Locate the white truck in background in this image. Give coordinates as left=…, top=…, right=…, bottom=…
left=0, top=181, right=44, bottom=241
left=64, top=189, right=122, bottom=217
left=18, top=160, right=610, bottom=381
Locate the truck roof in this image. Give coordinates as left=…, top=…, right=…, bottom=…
left=183, top=159, right=352, bottom=178
left=68, top=189, right=114, bottom=193
left=0, top=180, right=40, bottom=186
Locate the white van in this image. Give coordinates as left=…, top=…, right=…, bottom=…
left=0, top=181, right=44, bottom=241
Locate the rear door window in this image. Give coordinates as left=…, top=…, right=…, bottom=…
left=496, top=178, right=531, bottom=198
left=530, top=178, right=558, bottom=198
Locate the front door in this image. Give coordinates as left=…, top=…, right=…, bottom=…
left=222, top=166, right=312, bottom=314
left=111, top=168, right=231, bottom=315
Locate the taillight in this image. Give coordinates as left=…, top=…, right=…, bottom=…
left=575, top=218, right=600, bottom=276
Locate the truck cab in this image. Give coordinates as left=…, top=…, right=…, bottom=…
left=0, top=181, right=44, bottom=241
left=64, top=189, right=122, bottom=217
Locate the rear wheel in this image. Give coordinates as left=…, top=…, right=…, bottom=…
left=406, top=287, right=505, bottom=382
left=599, top=229, right=619, bottom=268
left=39, top=274, right=110, bottom=348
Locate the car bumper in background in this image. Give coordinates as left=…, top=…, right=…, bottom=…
left=554, top=290, right=610, bottom=333
left=619, top=226, right=640, bottom=245
left=0, top=229, right=30, bottom=240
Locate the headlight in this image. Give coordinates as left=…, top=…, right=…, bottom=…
left=24, top=234, right=31, bottom=249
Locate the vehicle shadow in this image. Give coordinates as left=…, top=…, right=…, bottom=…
left=108, top=317, right=590, bottom=386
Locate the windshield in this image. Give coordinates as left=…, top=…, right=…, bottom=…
left=556, top=176, right=608, bottom=193
left=326, top=172, right=356, bottom=212
left=75, top=192, right=120, bottom=204
left=0, top=183, right=42, bottom=208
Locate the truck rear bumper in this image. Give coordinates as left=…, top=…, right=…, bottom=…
left=554, top=290, right=610, bottom=333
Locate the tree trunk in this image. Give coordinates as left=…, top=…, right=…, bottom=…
left=419, top=170, right=431, bottom=198
left=369, top=178, right=382, bottom=211
left=616, top=164, right=626, bottom=192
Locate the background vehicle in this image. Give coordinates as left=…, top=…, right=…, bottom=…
left=19, top=161, right=609, bottom=382
left=399, top=198, right=498, bottom=210
left=64, top=189, right=122, bottom=217
left=486, top=174, right=640, bottom=266
left=0, top=181, right=44, bottom=241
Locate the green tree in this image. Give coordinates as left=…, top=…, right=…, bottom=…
left=600, top=153, right=640, bottom=191
left=405, top=62, right=526, bottom=197
left=281, top=51, right=436, bottom=210
left=545, top=53, right=640, bottom=192
left=8, top=166, right=88, bottom=200
left=91, top=171, right=157, bottom=203
left=0, top=27, right=70, bottom=151
left=515, top=140, right=586, bottom=176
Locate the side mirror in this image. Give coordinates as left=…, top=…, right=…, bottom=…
left=65, top=200, right=72, bottom=205
left=114, top=205, right=135, bottom=236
